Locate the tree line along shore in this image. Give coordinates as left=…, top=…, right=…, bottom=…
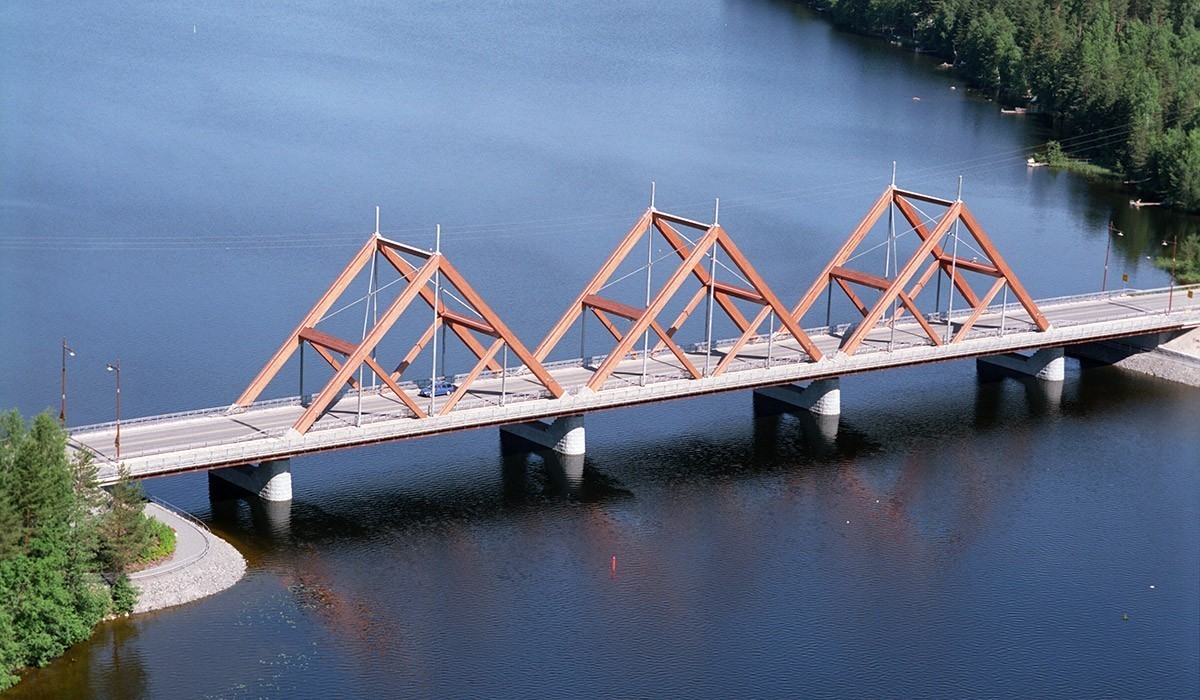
left=804, top=0, right=1200, bottom=212
left=0, top=411, right=174, bottom=691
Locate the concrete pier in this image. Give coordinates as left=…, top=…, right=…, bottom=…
left=209, top=458, right=293, bottom=501
left=1067, top=328, right=1200, bottom=387
left=753, top=378, right=841, bottom=415
left=977, top=347, right=1065, bottom=381
left=500, top=414, right=586, bottom=455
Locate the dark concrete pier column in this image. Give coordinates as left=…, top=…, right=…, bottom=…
left=753, top=378, right=841, bottom=416
left=500, top=415, right=585, bottom=456
left=977, top=347, right=1065, bottom=381
left=209, top=458, right=293, bottom=502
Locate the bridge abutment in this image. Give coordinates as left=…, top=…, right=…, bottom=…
left=1066, top=328, right=1200, bottom=387
left=977, top=347, right=1065, bottom=381
left=500, top=415, right=586, bottom=455
left=209, top=458, right=293, bottom=502
left=753, top=378, right=841, bottom=416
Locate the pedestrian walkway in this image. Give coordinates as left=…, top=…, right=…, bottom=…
left=128, top=502, right=245, bottom=613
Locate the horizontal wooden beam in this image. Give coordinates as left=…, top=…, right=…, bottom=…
left=298, top=328, right=357, bottom=356
left=893, top=189, right=955, bottom=207
left=830, top=266, right=890, bottom=291
left=936, top=256, right=1001, bottom=277
left=713, top=281, right=764, bottom=304
left=441, top=310, right=496, bottom=336
left=583, top=294, right=643, bottom=321
left=376, top=236, right=432, bottom=259
left=652, top=211, right=712, bottom=231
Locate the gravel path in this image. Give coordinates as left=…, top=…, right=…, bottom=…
left=130, top=502, right=246, bottom=613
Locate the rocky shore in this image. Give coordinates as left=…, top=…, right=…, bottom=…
left=130, top=503, right=246, bottom=614
left=1069, top=327, right=1200, bottom=387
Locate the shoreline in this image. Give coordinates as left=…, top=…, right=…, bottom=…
left=130, top=502, right=246, bottom=614
left=1069, top=327, right=1200, bottom=387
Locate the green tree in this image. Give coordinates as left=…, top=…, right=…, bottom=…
left=0, top=412, right=109, bottom=690
left=98, top=466, right=152, bottom=575
left=1149, top=126, right=1200, bottom=210
left=1156, top=233, right=1200, bottom=283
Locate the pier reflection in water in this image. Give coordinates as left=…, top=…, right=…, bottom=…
left=9, top=362, right=1198, bottom=698
left=4, top=0, right=1198, bottom=694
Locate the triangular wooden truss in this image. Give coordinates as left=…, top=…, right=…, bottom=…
left=533, top=208, right=823, bottom=391
left=790, top=186, right=1050, bottom=355
left=231, top=232, right=564, bottom=434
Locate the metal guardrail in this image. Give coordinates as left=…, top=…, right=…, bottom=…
left=128, top=496, right=211, bottom=580
left=76, top=286, right=1196, bottom=438
left=86, top=288, right=1200, bottom=483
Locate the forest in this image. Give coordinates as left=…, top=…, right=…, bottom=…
left=809, top=0, right=1200, bottom=212
left=0, top=411, right=173, bottom=690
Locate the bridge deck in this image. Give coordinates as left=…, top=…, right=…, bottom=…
left=71, top=287, right=1199, bottom=484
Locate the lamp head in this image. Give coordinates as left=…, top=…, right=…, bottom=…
left=106, top=364, right=117, bottom=372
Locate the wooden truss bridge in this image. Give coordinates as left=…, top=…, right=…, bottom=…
left=68, top=185, right=1200, bottom=499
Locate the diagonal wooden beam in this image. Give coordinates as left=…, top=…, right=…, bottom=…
left=363, top=355, right=427, bottom=418
left=307, top=342, right=363, bottom=390
left=437, top=259, right=564, bottom=398
left=895, top=291, right=943, bottom=345
left=534, top=210, right=653, bottom=362
left=233, top=236, right=379, bottom=409
left=958, top=207, right=1050, bottom=331
left=709, top=228, right=823, bottom=375
left=590, top=307, right=626, bottom=343
left=791, top=187, right=894, bottom=321
left=586, top=226, right=721, bottom=390
left=378, top=246, right=503, bottom=372
left=653, top=218, right=752, bottom=331
left=299, top=327, right=428, bottom=416
left=653, top=285, right=710, bottom=352
left=391, top=319, right=440, bottom=379
left=292, top=257, right=440, bottom=435
left=439, top=338, right=505, bottom=415
left=835, top=277, right=871, bottom=316
left=893, top=195, right=981, bottom=307
left=650, top=320, right=702, bottom=379
left=893, top=258, right=943, bottom=321
left=842, top=202, right=962, bottom=355
left=951, top=276, right=1008, bottom=343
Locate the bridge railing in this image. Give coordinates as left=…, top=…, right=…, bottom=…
left=82, top=286, right=1200, bottom=449
left=128, top=496, right=212, bottom=580
left=96, top=298, right=1199, bottom=483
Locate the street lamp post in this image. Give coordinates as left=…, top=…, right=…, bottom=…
left=106, top=360, right=121, bottom=460
left=1164, top=236, right=1178, bottom=313
left=60, top=338, right=75, bottom=427
left=1102, top=221, right=1123, bottom=292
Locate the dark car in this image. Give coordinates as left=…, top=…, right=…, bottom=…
left=418, top=380, right=456, bottom=398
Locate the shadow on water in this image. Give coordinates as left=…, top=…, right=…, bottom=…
left=203, top=358, right=1187, bottom=556
left=205, top=444, right=637, bottom=555
left=9, top=617, right=149, bottom=700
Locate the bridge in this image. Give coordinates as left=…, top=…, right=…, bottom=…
left=68, top=185, right=1200, bottom=500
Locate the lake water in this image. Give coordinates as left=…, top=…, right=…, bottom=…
left=2, top=1, right=1198, bottom=697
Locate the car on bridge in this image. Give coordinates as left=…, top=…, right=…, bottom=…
left=419, top=380, right=457, bottom=398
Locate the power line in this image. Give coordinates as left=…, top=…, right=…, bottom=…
left=2, top=105, right=1192, bottom=252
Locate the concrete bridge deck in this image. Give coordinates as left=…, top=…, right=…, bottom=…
left=71, top=286, right=1199, bottom=485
